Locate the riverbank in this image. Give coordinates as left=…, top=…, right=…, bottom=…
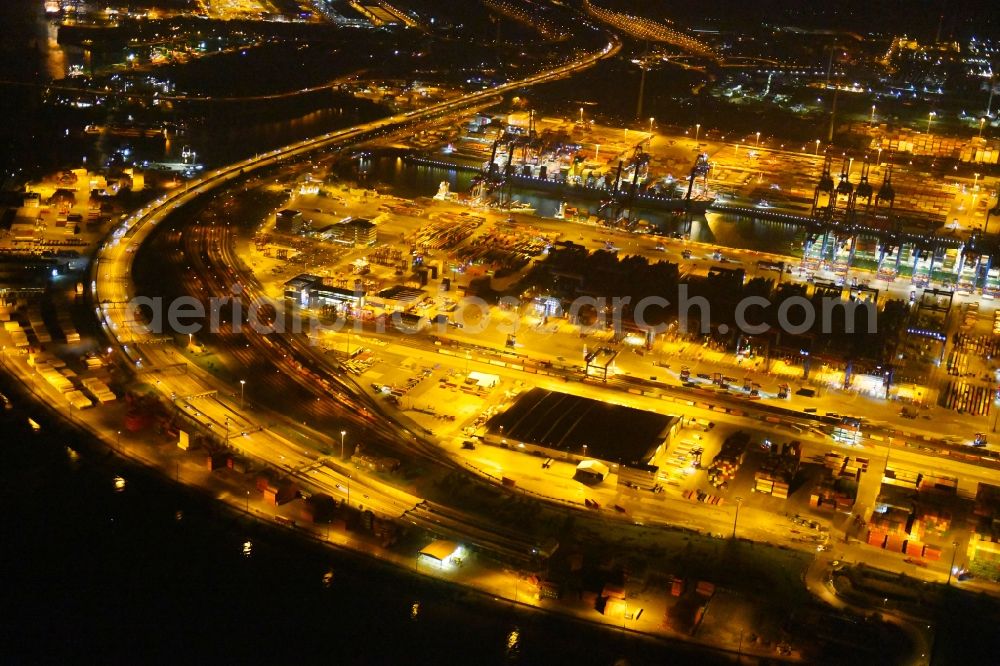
left=0, top=369, right=734, bottom=665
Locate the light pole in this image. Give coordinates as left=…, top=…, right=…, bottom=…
left=973, top=173, right=980, bottom=190
left=579, top=107, right=584, bottom=124
left=240, top=379, right=246, bottom=409
left=815, top=139, right=821, bottom=155
left=986, top=185, right=1000, bottom=234
left=648, top=117, right=655, bottom=134
left=732, top=496, right=743, bottom=538
left=926, top=111, right=936, bottom=134
left=116, top=430, right=121, bottom=452
left=883, top=441, right=892, bottom=478
left=979, top=117, right=987, bottom=139
left=947, top=540, right=959, bottom=584
left=595, top=143, right=600, bottom=160
left=870, top=104, right=876, bottom=126
left=988, top=74, right=997, bottom=118
left=340, top=429, right=346, bottom=459
left=694, top=123, right=701, bottom=144
left=755, top=131, right=761, bottom=147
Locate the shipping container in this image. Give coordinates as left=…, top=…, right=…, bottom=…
left=867, top=530, right=887, bottom=548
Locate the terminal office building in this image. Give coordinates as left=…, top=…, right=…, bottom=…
left=484, top=388, right=680, bottom=485
left=275, top=210, right=377, bottom=249
left=284, top=273, right=365, bottom=311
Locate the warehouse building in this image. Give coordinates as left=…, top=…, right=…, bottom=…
left=483, top=388, right=679, bottom=468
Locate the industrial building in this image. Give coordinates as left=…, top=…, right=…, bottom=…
left=283, top=274, right=321, bottom=306
left=484, top=388, right=679, bottom=467
left=315, top=217, right=377, bottom=248
left=283, top=274, right=365, bottom=310
left=372, top=285, right=425, bottom=311
left=275, top=209, right=304, bottom=235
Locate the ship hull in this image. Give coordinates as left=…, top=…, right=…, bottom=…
left=508, top=173, right=714, bottom=214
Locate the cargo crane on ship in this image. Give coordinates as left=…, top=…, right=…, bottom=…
left=851, top=155, right=875, bottom=221
left=598, top=145, right=650, bottom=227
left=810, top=149, right=836, bottom=222
left=681, top=152, right=712, bottom=231
left=597, top=160, right=626, bottom=225
left=867, top=157, right=907, bottom=279
left=874, top=158, right=896, bottom=218
left=833, top=155, right=854, bottom=220
left=828, top=154, right=876, bottom=271
left=474, top=131, right=514, bottom=206
left=475, top=119, right=541, bottom=211
left=799, top=149, right=998, bottom=289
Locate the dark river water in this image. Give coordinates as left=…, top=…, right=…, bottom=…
left=364, top=155, right=809, bottom=255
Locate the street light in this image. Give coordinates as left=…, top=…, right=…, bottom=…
left=815, top=139, right=821, bottom=155
left=694, top=123, right=701, bottom=144
left=649, top=117, right=655, bottom=133
left=579, top=107, right=584, bottom=124
left=979, top=116, right=986, bottom=139
left=240, top=379, right=246, bottom=409
left=755, top=131, right=761, bottom=147
left=732, top=496, right=743, bottom=538
left=340, top=429, right=347, bottom=459
left=926, top=111, right=936, bottom=134
left=986, top=185, right=1000, bottom=234
left=870, top=104, right=876, bottom=126
left=947, top=540, right=959, bottom=584
left=973, top=173, right=980, bottom=190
